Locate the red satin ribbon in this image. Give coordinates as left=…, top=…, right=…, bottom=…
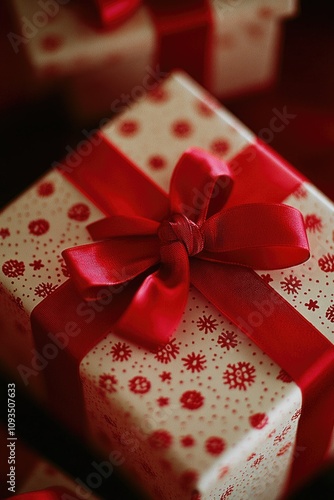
left=31, top=137, right=334, bottom=497
left=92, top=0, right=213, bottom=88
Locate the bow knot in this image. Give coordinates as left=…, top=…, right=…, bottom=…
left=158, top=213, right=204, bottom=257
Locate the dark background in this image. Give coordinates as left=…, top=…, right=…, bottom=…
left=1, top=0, right=334, bottom=498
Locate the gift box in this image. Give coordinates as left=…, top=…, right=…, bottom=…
left=8, top=0, right=299, bottom=123
left=0, top=424, right=99, bottom=500
left=0, top=70, right=333, bottom=500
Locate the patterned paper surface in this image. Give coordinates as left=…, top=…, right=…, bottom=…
left=0, top=72, right=333, bottom=499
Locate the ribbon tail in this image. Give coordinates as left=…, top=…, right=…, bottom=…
left=114, top=243, right=190, bottom=346
left=190, top=259, right=334, bottom=493
left=62, top=236, right=160, bottom=300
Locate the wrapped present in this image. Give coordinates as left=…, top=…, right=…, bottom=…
left=8, top=0, right=299, bottom=122
left=0, top=70, right=333, bottom=500
left=0, top=425, right=98, bottom=500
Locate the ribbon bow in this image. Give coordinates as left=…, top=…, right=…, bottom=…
left=62, top=148, right=309, bottom=346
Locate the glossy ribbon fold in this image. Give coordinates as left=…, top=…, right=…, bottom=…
left=63, top=148, right=309, bottom=346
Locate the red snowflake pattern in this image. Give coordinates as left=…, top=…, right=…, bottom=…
left=182, top=352, right=206, bottom=372
left=157, top=397, right=169, bottom=407
left=196, top=314, right=218, bottom=334
left=277, top=442, right=293, bottom=457
left=218, top=466, right=229, bottom=479
left=274, top=426, right=291, bottom=445
left=159, top=371, right=171, bottom=382
left=223, top=362, right=256, bottom=391
left=210, top=139, right=230, bottom=156
left=181, top=435, right=195, bottom=447
left=34, top=282, right=58, bottom=298
left=99, top=374, right=118, bottom=393
left=148, top=430, right=173, bottom=450
left=2, top=259, right=25, bottom=278
left=280, top=275, right=302, bottom=295
left=110, top=342, right=132, bottom=362
left=318, top=253, right=334, bottom=273
left=180, top=390, right=204, bottom=410
left=276, top=368, right=292, bottom=383
left=154, top=338, right=180, bottom=364
left=37, top=181, right=55, bottom=196
left=217, top=331, right=238, bottom=350
left=220, top=485, right=234, bottom=500
left=118, top=120, right=139, bottom=135
left=261, top=273, right=273, bottom=284
left=29, top=259, right=44, bottom=271
left=14, top=297, right=24, bottom=310
left=291, top=408, right=302, bottom=421
left=67, top=203, right=90, bottom=222
left=28, top=219, right=50, bottom=236
left=293, top=186, right=307, bottom=199
left=251, top=454, right=264, bottom=468
left=205, top=437, right=225, bottom=455
left=148, top=86, right=169, bottom=102
left=249, top=413, right=269, bottom=429
left=304, top=299, right=319, bottom=311
left=0, top=228, right=10, bottom=239
left=128, top=376, right=151, bottom=394
left=58, top=257, right=70, bottom=277
left=195, top=99, right=216, bottom=116
left=304, top=214, right=323, bottom=233
left=325, top=304, right=334, bottom=323
left=171, top=120, right=192, bottom=138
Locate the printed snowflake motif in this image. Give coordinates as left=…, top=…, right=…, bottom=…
left=29, top=259, right=44, bottom=271
left=197, top=314, right=218, bottom=334
left=14, top=297, right=24, bottom=310
left=148, top=430, right=173, bottom=450
left=325, top=304, right=334, bottom=323
left=157, top=397, right=169, bottom=407
left=67, top=203, right=90, bottom=222
left=249, top=413, right=269, bottom=429
left=154, top=338, right=180, bottom=364
left=205, top=437, right=225, bottom=455
left=220, top=485, right=234, bottom=500
left=180, top=435, right=195, bottom=447
left=293, top=186, right=307, bottom=199
left=304, top=299, right=319, bottom=311
left=291, top=408, right=302, bottom=421
left=318, top=253, right=334, bottom=273
left=28, top=218, right=50, bottom=236
left=217, top=331, right=238, bottom=350
left=37, top=181, right=55, bottom=197
left=274, top=426, right=291, bottom=445
left=277, top=442, right=293, bottom=457
left=34, top=282, right=58, bottom=298
left=2, top=259, right=25, bottom=278
left=58, top=257, right=70, bottom=277
left=128, top=376, right=151, bottom=394
left=280, top=275, right=302, bottom=295
left=99, top=374, right=118, bottom=393
left=251, top=454, right=264, bottom=468
left=276, top=368, right=292, bottom=383
left=159, top=371, right=172, bottom=382
left=182, top=352, right=207, bottom=373
left=261, top=273, right=273, bottom=284
left=180, top=390, right=204, bottom=410
left=304, top=214, right=323, bottom=233
left=0, top=228, right=10, bottom=239
left=110, top=342, right=132, bottom=362
left=223, top=362, right=256, bottom=391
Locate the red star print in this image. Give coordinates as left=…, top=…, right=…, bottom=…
left=159, top=371, right=171, bottom=382
left=0, top=228, right=10, bottom=239
left=157, top=397, right=169, bottom=407
left=29, top=259, right=44, bottom=270
left=304, top=299, right=319, bottom=311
